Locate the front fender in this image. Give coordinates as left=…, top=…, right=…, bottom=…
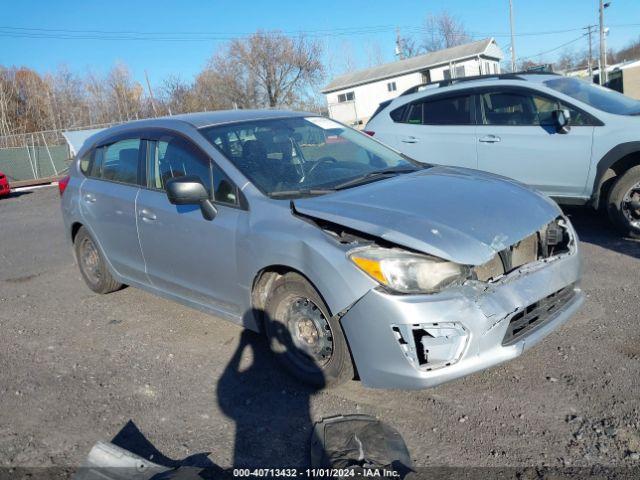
left=591, top=141, right=640, bottom=207
left=239, top=214, right=377, bottom=317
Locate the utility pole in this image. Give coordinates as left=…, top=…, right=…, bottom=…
left=599, top=0, right=610, bottom=85
left=509, top=0, right=517, bottom=72
left=584, top=25, right=596, bottom=79
left=144, top=70, right=158, bottom=117
left=395, top=27, right=404, bottom=60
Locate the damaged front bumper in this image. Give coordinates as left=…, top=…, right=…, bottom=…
left=340, top=247, right=584, bottom=390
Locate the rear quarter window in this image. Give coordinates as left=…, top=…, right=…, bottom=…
left=79, top=151, right=92, bottom=175
left=390, top=105, right=407, bottom=122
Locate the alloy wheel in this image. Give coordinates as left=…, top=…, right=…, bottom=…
left=622, top=181, right=640, bottom=231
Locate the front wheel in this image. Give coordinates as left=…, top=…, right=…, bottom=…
left=607, top=165, right=640, bottom=237
left=264, top=272, right=354, bottom=388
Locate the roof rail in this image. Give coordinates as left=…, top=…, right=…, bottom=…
left=399, top=71, right=560, bottom=96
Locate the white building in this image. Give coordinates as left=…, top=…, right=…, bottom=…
left=323, top=38, right=504, bottom=126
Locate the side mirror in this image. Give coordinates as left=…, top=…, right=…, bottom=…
left=553, top=109, right=571, bottom=134
left=166, top=175, right=217, bottom=220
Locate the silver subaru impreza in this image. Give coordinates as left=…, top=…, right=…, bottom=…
left=60, top=110, right=584, bottom=389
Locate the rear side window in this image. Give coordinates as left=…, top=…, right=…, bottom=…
left=389, top=105, right=407, bottom=122
left=101, top=139, right=142, bottom=184
left=394, top=95, right=473, bottom=125
left=422, top=96, right=472, bottom=125
left=149, top=135, right=238, bottom=206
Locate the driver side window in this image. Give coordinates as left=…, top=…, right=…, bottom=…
left=481, top=90, right=592, bottom=127
left=148, top=135, right=238, bottom=206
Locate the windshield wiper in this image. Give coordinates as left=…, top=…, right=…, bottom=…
left=268, top=188, right=336, bottom=198
left=333, top=166, right=420, bottom=190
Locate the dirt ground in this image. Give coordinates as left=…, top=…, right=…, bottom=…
left=1, top=186, right=639, bottom=476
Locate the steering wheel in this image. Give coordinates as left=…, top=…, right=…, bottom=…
left=302, top=156, right=338, bottom=180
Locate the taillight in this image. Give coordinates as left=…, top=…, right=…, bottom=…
left=58, top=175, right=71, bottom=196
left=363, top=130, right=375, bottom=136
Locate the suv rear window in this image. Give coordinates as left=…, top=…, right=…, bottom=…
left=392, top=95, right=472, bottom=125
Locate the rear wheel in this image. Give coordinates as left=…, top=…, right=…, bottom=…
left=74, top=226, right=122, bottom=294
left=264, top=272, right=354, bottom=388
left=607, top=166, right=640, bottom=237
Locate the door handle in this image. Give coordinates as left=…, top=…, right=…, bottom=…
left=479, top=135, right=501, bottom=143
left=401, top=136, right=418, bottom=144
left=139, top=209, right=157, bottom=221
left=83, top=193, right=96, bottom=203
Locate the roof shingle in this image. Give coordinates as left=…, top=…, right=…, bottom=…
left=322, top=38, right=501, bottom=93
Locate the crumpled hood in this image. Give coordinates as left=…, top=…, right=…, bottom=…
left=294, top=166, right=562, bottom=265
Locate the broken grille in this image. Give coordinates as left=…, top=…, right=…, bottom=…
left=502, top=285, right=576, bottom=346
left=475, top=217, right=572, bottom=282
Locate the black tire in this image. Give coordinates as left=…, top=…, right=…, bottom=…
left=263, top=272, right=354, bottom=388
left=74, top=226, right=122, bottom=294
left=607, top=165, right=640, bottom=237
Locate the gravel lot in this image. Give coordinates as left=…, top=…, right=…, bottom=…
left=1, top=186, right=639, bottom=475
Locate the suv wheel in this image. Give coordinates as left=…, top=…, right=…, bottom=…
left=607, top=166, right=640, bottom=237
left=74, top=226, right=123, bottom=294
left=263, top=272, right=354, bottom=388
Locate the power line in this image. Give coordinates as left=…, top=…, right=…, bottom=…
left=0, top=23, right=637, bottom=42
left=517, top=34, right=588, bottom=62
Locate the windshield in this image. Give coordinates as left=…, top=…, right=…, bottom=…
left=544, top=77, right=640, bottom=115
left=200, top=116, right=420, bottom=197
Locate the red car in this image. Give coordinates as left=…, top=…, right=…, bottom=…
left=0, top=171, right=10, bottom=197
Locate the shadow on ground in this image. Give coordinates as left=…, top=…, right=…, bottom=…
left=562, top=206, right=640, bottom=259
left=2, top=190, right=31, bottom=199
left=216, top=327, right=324, bottom=467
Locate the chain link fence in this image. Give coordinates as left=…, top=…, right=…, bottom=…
left=0, top=123, right=118, bottom=182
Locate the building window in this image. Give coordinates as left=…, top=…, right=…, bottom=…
left=421, top=71, right=431, bottom=84
left=387, top=81, right=397, bottom=92
left=454, top=65, right=465, bottom=78
left=443, top=69, right=451, bottom=80
left=337, top=91, right=355, bottom=103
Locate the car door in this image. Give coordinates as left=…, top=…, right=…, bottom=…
left=387, top=92, right=478, bottom=169
left=475, top=87, right=595, bottom=198
left=79, top=137, right=147, bottom=283
left=136, top=132, right=246, bottom=319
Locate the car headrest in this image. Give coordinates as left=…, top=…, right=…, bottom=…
left=119, top=148, right=138, bottom=164
left=242, top=140, right=267, bottom=161
left=487, top=94, right=530, bottom=113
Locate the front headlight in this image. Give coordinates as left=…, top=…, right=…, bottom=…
left=348, top=246, right=470, bottom=294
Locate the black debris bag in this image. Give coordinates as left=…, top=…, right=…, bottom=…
left=310, top=414, right=414, bottom=478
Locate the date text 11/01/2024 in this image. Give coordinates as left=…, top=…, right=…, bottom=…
left=233, top=468, right=402, bottom=477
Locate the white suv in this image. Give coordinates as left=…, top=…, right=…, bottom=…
left=365, top=73, right=640, bottom=236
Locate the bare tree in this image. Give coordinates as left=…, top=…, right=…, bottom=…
left=555, top=48, right=588, bottom=72
left=337, top=40, right=358, bottom=74
left=366, top=42, right=385, bottom=67
left=47, top=65, right=87, bottom=128
left=398, top=35, right=422, bottom=59
left=204, top=31, right=324, bottom=108
left=106, top=63, right=144, bottom=122
left=0, top=29, right=329, bottom=138
left=422, top=12, right=471, bottom=52
left=609, top=36, right=640, bottom=64
left=160, top=75, right=196, bottom=115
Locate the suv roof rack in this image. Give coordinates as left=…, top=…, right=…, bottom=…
left=399, top=71, right=560, bottom=96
